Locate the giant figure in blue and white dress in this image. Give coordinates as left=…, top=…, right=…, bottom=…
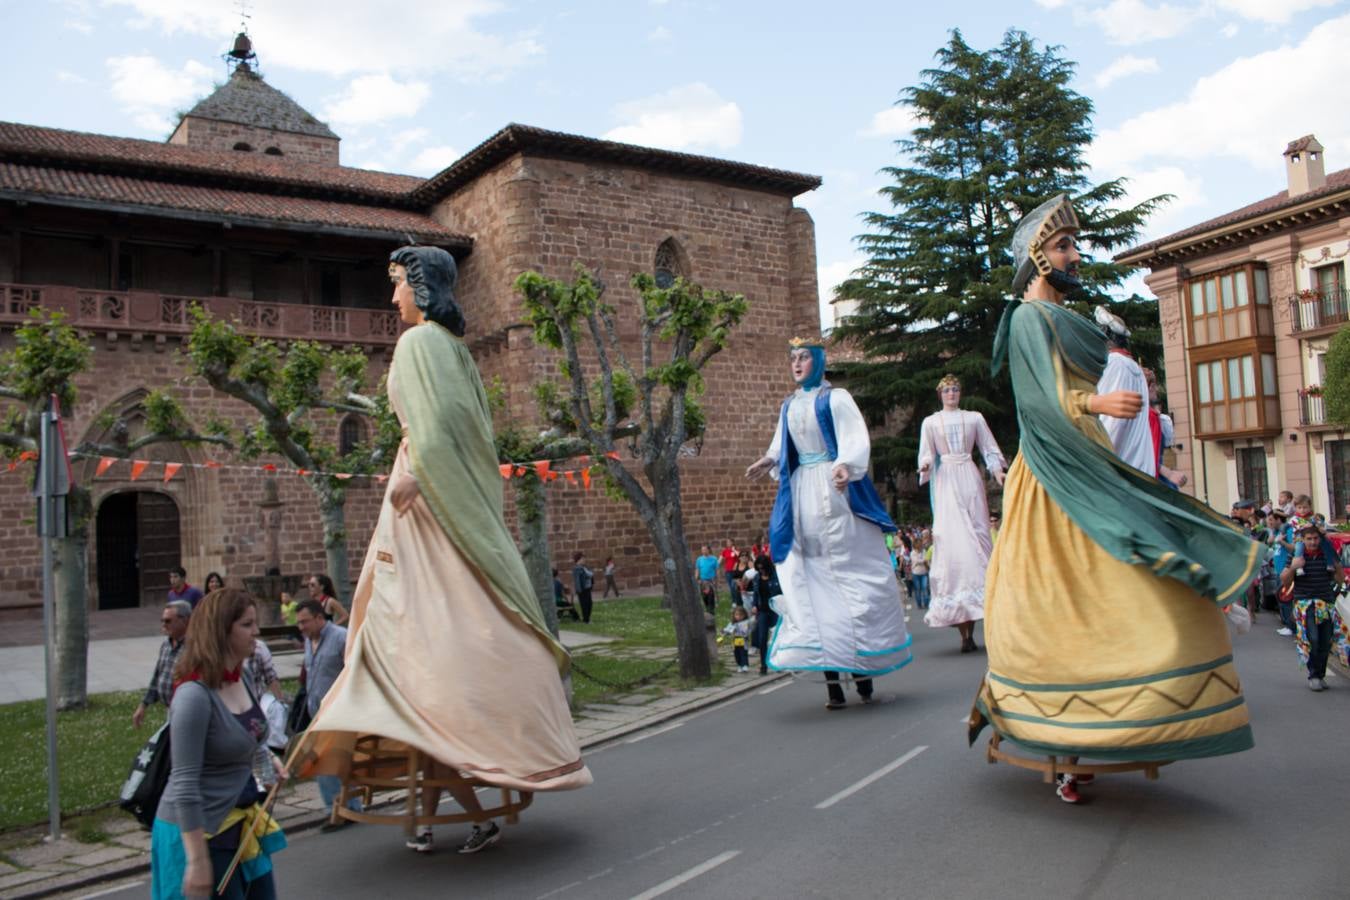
left=746, top=337, right=912, bottom=709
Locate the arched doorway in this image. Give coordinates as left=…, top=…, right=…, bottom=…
left=95, top=491, right=182, bottom=609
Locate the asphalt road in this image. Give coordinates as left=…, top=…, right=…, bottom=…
left=84, top=615, right=1349, bottom=900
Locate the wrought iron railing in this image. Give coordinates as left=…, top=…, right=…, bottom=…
left=1299, top=389, right=1327, bottom=426
left=0, top=283, right=402, bottom=345
left=1289, top=286, right=1350, bottom=333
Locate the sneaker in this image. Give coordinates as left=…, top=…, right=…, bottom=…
left=406, top=827, right=433, bottom=853
left=825, top=700, right=847, bottom=710
left=1076, top=773, right=1095, bottom=786
left=1309, top=678, right=1325, bottom=692
left=1055, top=775, right=1082, bottom=804
left=1317, top=677, right=1330, bottom=691
left=458, top=822, right=501, bottom=854
left=1276, top=627, right=1293, bottom=636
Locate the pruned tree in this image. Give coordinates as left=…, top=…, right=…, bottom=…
left=515, top=265, right=745, bottom=680
left=183, top=306, right=401, bottom=604
left=0, top=309, right=226, bottom=708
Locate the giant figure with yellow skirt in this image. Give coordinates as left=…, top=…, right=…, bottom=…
left=970, top=195, right=1260, bottom=804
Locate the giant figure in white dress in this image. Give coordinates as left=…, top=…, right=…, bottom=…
left=917, top=374, right=1005, bottom=653
left=746, top=338, right=912, bottom=709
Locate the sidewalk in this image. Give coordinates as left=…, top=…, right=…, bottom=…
left=2, top=633, right=778, bottom=899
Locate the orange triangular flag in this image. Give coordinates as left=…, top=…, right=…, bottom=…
left=335, top=473, right=353, bottom=480
left=499, top=463, right=512, bottom=479
left=605, top=451, right=620, bottom=460
left=162, top=462, right=182, bottom=483
left=513, top=466, right=526, bottom=478
left=534, top=460, right=551, bottom=478
left=374, top=474, right=389, bottom=485
left=130, top=460, right=149, bottom=481
left=205, top=460, right=223, bottom=469
left=261, top=463, right=277, bottom=472
left=18, top=450, right=38, bottom=462
left=564, top=471, right=577, bottom=486
left=96, top=457, right=116, bottom=477
left=581, top=469, right=592, bottom=489
left=5, top=462, right=16, bottom=473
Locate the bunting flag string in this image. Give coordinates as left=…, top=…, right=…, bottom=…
left=1, top=447, right=624, bottom=490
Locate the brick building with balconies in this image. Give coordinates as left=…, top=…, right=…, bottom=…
left=1118, top=134, right=1350, bottom=516
left=0, top=46, right=821, bottom=613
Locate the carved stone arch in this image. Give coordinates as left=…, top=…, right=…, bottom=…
left=79, top=388, right=224, bottom=607
left=654, top=237, right=690, bottom=288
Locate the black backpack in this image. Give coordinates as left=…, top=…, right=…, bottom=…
left=119, top=721, right=172, bottom=827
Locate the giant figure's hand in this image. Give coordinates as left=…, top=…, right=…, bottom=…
left=1089, top=390, right=1143, bottom=419
left=993, top=469, right=1006, bottom=487
left=745, top=456, right=775, bottom=480
left=831, top=464, right=850, bottom=493
left=390, top=474, right=421, bottom=516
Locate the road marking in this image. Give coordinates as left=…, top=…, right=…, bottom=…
left=80, top=884, right=145, bottom=899
left=815, top=745, right=928, bottom=809
left=757, top=680, right=792, bottom=695
left=626, top=721, right=684, bottom=743
left=536, top=880, right=584, bottom=899
left=629, top=850, right=742, bottom=900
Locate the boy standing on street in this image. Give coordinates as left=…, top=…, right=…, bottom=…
left=1281, top=522, right=1350, bottom=691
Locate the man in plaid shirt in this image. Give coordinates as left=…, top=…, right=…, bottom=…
left=131, top=600, right=191, bottom=728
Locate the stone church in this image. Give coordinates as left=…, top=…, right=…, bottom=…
left=0, top=40, right=822, bottom=613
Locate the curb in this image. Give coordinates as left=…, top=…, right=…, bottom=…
left=11, top=670, right=789, bottom=900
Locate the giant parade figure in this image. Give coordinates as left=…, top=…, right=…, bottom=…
left=746, top=337, right=912, bottom=709
left=917, top=374, right=1005, bottom=654
left=970, top=196, right=1260, bottom=804
left=292, top=246, right=591, bottom=851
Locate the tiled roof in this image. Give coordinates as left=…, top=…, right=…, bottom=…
left=1285, top=135, right=1321, bottom=154
left=0, top=162, right=468, bottom=247
left=1118, top=166, right=1350, bottom=264
left=413, top=123, right=822, bottom=203
left=182, top=65, right=338, bottom=139
left=0, top=122, right=423, bottom=202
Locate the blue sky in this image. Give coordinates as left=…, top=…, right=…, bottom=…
left=5, top=0, right=1349, bottom=326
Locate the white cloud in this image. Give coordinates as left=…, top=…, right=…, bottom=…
left=1117, top=165, right=1209, bottom=238
left=648, top=26, right=673, bottom=42
left=408, top=145, right=463, bottom=174
left=1034, top=0, right=1070, bottom=7
left=105, top=0, right=543, bottom=80
left=105, top=55, right=214, bottom=134
left=1091, top=13, right=1350, bottom=172
left=859, top=105, right=923, bottom=138
left=1221, top=22, right=1240, bottom=37
left=603, top=83, right=742, bottom=152
left=1094, top=54, right=1160, bottom=88
left=321, top=74, right=431, bottom=127
left=56, top=70, right=90, bottom=85
left=1217, top=0, right=1339, bottom=24
left=1078, top=0, right=1205, bottom=45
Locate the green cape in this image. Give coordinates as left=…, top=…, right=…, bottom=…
left=993, top=299, right=1262, bottom=604
left=395, top=323, right=569, bottom=673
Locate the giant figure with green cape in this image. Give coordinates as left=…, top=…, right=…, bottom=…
left=294, top=246, right=590, bottom=850
left=970, top=196, right=1258, bottom=803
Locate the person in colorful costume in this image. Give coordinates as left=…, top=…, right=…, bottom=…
left=917, top=374, right=1005, bottom=653
left=1282, top=521, right=1350, bottom=690
left=293, top=246, right=591, bottom=853
left=970, top=195, right=1260, bottom=804
left=746, top=337, right=912, bottom=709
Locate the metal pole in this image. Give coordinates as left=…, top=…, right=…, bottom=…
left=40, top=400, right=61, bottom=841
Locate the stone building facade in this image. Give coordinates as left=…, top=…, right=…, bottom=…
left=0, top=59, right=821, bottom=613
left=1119, top=135, right=1350, bottom=516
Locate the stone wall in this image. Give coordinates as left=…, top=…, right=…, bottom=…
left=169, top=117, right=339, bottom=167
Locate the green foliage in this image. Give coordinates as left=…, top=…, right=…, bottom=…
left=1325, top=327, right=1350, bottom=427
left=183, top=305, right=396, bottom=480
left=0, top=309, right=92, bottom=422
left=832, top=28, right=1167, bottom=478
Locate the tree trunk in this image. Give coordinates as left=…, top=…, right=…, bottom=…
left=318, top=495, right=352, bottom=606
left=512, top=473, right=560, bottom=637
left=53, top=495, right=90, bottom=710
left=649, top=462, right=712, bottom=680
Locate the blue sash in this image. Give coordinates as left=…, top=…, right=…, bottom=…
left=768, top=388, right=896, bottom=564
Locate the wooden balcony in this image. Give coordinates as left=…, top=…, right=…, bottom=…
left=1288, top=287, right=1350, bottom=337
left=0, top=283, right=403, bottom=346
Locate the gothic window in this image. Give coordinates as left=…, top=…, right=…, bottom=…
left=654, top=239, right=686, bottom=289
left=338, top=414, right=366, bottom=457
left=232, top=142, right=253, bottom=152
